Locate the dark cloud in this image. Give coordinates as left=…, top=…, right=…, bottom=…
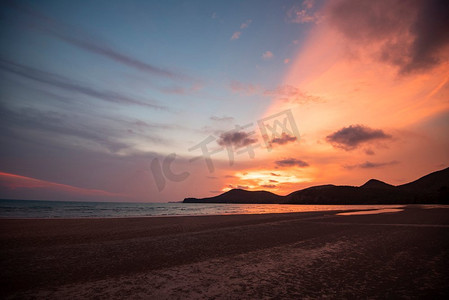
left=270, top=132, right=297, bottom=146
left=345, top=160, right=399, bottom=169
left=364, top=148, right=375, bottom=155
left=327, top=0, right=449, bottom=73
left=7, top=2, right=188, bottom=80
left=326, top=125, right=391, bottom=150
left=275, top=158, right=309, bottom=168
left=210, top=116, right=235, bottom=122
left=406, top=0, right=449, bottom=72
left=217, top=131, right=257, bottom=148
left=0, top=58, right=165, bottom=109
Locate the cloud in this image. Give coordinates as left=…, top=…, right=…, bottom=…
left=327, top=0, right=449, bottom=73
left=230, top=31, right=241, bottom=40
left=0, top=58, right=165, bottom=109
left=261, top=184, right=276, bottom=189
left=210, top=116, right=235, bottom=122
left=227, top=184, right=249, bottom=190
left=364, top=148, right=375, bottom=155
left=303, top=0, right=315, bottom=9
left=287, top=0, right=321, bottom=24
left=284, top=58, right=290, bottom=64
left=0, top=104, right=171, bottom=154
left=231, top=31, right=242, bottom=41
left=345, top=160, right=399, bottom=169
left=230, top=19, right=252, bottom=40
left=275, top=158, right=309, bottom=168
left=326, top=125, right=392, bottom=150
left=217, top=131, right=258, bottom=148
left=229, top=81, right=261, bottom=95
left=0, top=171, right=126, bottom=199
left=240, top=19, right=252, bottom=29
left=264, top=84, right=322, bottom=104
left=270, top=133, right=297, bottom=146
left=262, top=51, right=274, bottom=60
left=8, top=3, right=188, bottom=80
left=230, top=81, right=322, bottom=104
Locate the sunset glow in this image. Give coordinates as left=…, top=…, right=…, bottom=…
left=1, top=0, right=448, bottom=202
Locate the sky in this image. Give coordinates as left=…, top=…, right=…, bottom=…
left=0, top=0, right=448, bottom=202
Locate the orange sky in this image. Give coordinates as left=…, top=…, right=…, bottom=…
left=219, top=0, right=449, bottom=196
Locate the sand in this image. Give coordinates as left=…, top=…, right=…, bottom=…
left=1, top=206, right=449, bottom=299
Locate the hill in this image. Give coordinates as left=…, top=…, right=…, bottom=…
left=184, top=189, right=283, bottom=204
left=183, top=167, right=449, bottom=204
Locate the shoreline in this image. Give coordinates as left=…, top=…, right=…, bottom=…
left=1, top=206, right=449, bottom=298
left=0, top=202, right=424, bottom=220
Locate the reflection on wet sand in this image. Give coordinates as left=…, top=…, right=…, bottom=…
left=337, top=208, right=404, bottom=216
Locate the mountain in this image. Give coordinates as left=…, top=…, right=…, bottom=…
left=184, top=189, right=283, bottom=204
left=183, top=167, right=449, bottom=205
left=398, top=167, right=449, bottom=192
left=360, top=179, right=395, bottom=189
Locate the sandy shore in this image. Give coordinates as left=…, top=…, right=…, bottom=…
left=1, top=206, right=449, bottom=299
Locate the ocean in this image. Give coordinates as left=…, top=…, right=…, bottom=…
left=0, top=199, right=407, bottom=218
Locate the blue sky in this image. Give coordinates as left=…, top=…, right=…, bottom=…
left=0, top=0, right=315, bottom=154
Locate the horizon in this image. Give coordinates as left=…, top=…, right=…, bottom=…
left=1, top=165, right=447, bottom=204
left=1, top=0, right=448, bottom=203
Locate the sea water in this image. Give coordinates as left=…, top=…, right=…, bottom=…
left=0, top=199, right=407, bottom=218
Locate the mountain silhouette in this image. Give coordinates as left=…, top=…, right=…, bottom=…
left=184, top=167, right=449, bottom=204
left=184, top=189, right=283, bottom=204
left=360, top=179, right=395, bottom=189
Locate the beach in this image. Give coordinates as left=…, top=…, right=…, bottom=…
left=1, top=206, right=449, bottom=299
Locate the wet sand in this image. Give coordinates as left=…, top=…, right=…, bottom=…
left=1, top=206, right=449, bottom=299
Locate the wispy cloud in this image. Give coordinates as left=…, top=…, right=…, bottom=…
left=229, top=81, right=261, bottom=95
left=344, top=160, right=399, bottom=169
left=231, top=19, right=252, bottom=41
left=240, top=19, right=252, bottom=29
left=264, top=85, right=322, bottom=104
left=0, top=171, right=125, bottom=197
left=287, top=0, right=321, bottom=24
left=275, top=158, right=309, bottom=168
left=0, top=58, right=165, bottom=109
left=210, top=116, right=235, bottom=122
left=229, top=81, right=322, bottom=104
left=0, top=102, right=171, bottom=154
left=262, top=51, right=274, bottom=60
left=230, top=31, right=241, bottom=40
left=8, top=2, right=189, bottom=80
